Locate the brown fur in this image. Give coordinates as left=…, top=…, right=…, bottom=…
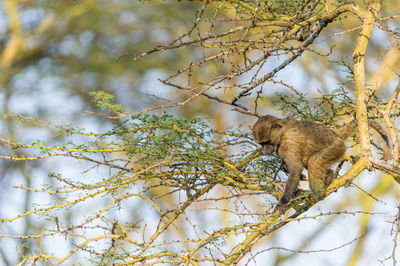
left=252, top=115, right=392, bottom=213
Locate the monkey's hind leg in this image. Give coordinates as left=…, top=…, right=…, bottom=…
left=307, top=162, right=327, bottom=201
left=307, top=140, right=345, bottom=201
left=325, top=169, right=335, bottom=187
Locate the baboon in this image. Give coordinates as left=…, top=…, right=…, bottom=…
left=252, top=115, right=392, bottom=214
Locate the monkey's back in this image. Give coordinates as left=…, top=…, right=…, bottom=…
left=279, top=119, right=346, bottom=165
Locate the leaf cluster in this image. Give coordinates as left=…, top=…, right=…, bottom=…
left=124, top=114, right=218, bottom=167
left=273, top=89, right=354, bottom=125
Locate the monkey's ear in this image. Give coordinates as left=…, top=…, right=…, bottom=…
left=272, top=122, right=282, bottom=129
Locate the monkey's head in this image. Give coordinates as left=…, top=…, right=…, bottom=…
left=252, top=115, right=284, bottom=155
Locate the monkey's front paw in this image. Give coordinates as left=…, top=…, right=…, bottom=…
left=273, top=203, right=287, bottom=216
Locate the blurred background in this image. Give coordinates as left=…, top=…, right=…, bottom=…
left=1, top=0, right=400, bottom=265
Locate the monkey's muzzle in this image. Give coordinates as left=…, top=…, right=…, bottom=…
left=261, top=142, right=276, bottom=155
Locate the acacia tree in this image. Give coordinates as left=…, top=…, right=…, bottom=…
left=1, top=0, right=400, bottom=265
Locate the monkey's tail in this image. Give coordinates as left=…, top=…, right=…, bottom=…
left=369, top=120, right=392, bottom=160
left=336, top=119, right=357, bottom=140
left=335, top=119, right=392, bottom=160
